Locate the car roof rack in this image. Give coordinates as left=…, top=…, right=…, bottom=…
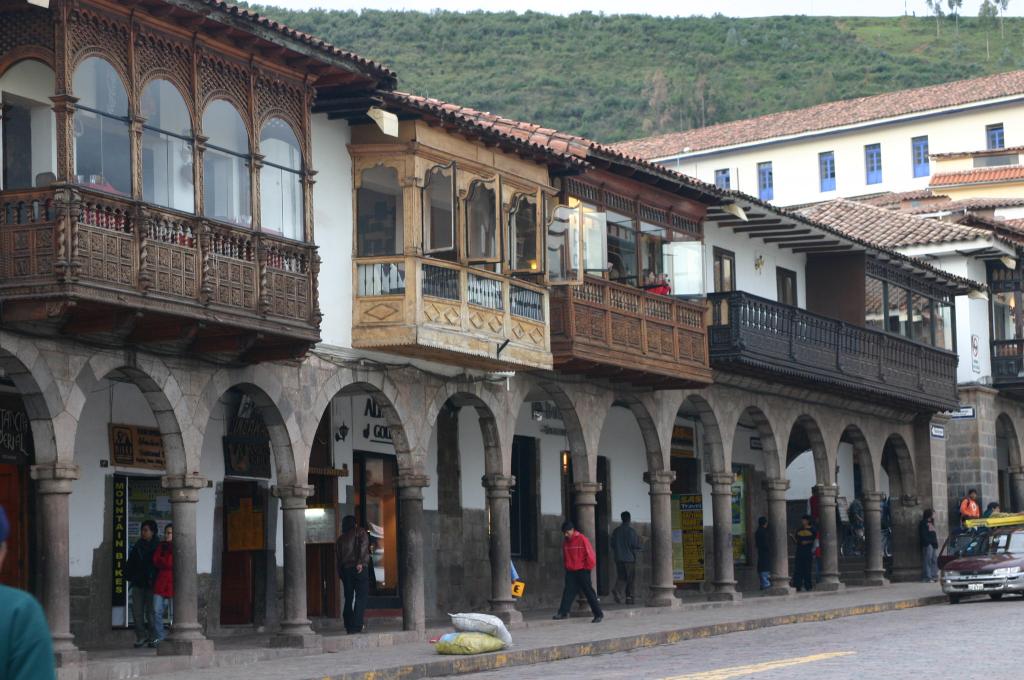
left=964, top=513, right=1024, bottom=529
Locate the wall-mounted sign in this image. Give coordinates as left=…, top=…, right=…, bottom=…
left=731, top=466, right=747, bottom=564
left=749, top=437, right=762, bottom=451
left=672, top=493, right=704, bottom=584
left=109, top=424, right=165, bottom=470
left=931, top=425, right=946, bottom=440
left=949, top=406, right=976, bottom=420
left=671, top=425, right=696, bottom=458
left=223, top=395, right=272, bottom=479
left=360, top=397, right=393, bottom=445
left=971, top=334, right=981, bottom=374
left=0, top=395, right=32, bottom=465
left=111, top=475, right=128, bottom=609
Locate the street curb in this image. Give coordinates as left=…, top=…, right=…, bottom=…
left=314, top=594, right=947, bottom=680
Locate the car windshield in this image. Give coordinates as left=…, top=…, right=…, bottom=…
left=945, top=531, right=989, bottom=557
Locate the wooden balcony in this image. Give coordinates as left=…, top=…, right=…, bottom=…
left=707, top=291, right=959, bottom=412
left=352, top=256, right=551, bottom=370
left=549, top=277, right=711, bottom=387
left=0, top=186, right=319, bottom=363
left=992, top=340, right=1024, bottom=394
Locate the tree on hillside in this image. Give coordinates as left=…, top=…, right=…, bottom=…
left=947, top=0, right=963, bottom=36
left=999, top=0, right=1010, bottom=38
left=925, top=0, right=944, bottom=36
left=981, top=0, right=1000, bottom=59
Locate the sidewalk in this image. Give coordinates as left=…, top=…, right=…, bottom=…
left=77, top=583, right=946, bottom=680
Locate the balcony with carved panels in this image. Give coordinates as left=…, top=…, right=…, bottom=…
left=0, top=186, right=320, bottom=363
left=352, top=255, right=551, bottom=370
left=549, top=276, right=711, bottom=387
left=707, top=291, right=959, bottom=412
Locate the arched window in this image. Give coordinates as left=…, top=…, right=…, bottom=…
left=140, top=80, right=193, bottom=213
left=509, top=193, right=538, bottom=271
left=0, top=59, right=57, bottom=190
left=465, top=179, right=497, bottom=262
left=356, top=165, right=403, bottom=256
left=259, top=118, right=303, bottom=240
left=422, top=164, right=454, bottom=254
left=202, top=100, right=251, bottom=227
left=73, top=57, right=131, bottom=195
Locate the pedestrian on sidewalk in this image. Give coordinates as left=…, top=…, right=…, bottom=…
left=611, top=511, right=641, bottom=604
left=959, top=489, right=980, bottom=526
left=919, top=509, right=939, bottom=583
left=0, top=505, right=55, bottom=680
left=553, top=521, right=603, bottom=623
left=337, top=515, right=370, bottom=635
left=792, top=515, right=815, bottom=592
left=150, top=524, right=174, bottom=648
left=125, top=519, right=158, bottom=647
left=755, top=516, right=771, bottom=590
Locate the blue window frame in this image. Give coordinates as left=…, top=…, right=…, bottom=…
left=912, top=136, right=929, bottom=178
left=819, top=151, right=835, bottom=192
left=757, top=161, right=773, bottom=201
left=714, top=168, right=730, bottom=190
left=864, top=143, right=882, bottom=185
left=987, top=123, right=1005, bottom=150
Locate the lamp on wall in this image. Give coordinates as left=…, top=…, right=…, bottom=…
left=967, top=289, right=989, bottom=301
left=1000, top=255, right=1018, bottom=270
left=753, top=254, right=765, bottom=272
left=719, top=203, right=748, bottom=222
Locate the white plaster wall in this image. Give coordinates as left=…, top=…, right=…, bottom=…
left=311, top=114, right=354, bottom=349
left=597, top=406, right=651, bottom=523
left=665, top=101, right=1024, bottom=207
left=703, top=220, right=807, bottom=305
left=510, top=405, right=571, bottom=517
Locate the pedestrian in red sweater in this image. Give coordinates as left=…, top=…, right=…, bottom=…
left=150, top=524, right=174, bottom=648
left=552, top=520, right=603, bottom=623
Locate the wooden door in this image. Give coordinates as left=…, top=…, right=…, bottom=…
left=306, top=544, right=338, bottom=618
left=595, top=456, right=610, bottom=595
left=0, top=464, right=28, bottom=589
left=220, top=480, right=258, bottom=625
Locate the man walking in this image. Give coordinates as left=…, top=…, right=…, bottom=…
left=959, top=489, right=981, bottom=525
left=552, top=521, right=603, bottom=623
left=0, top=505, right=56, bottom=679
left=611, top=511, right=641, bottom=604
left=126, top=519, right=158, bottom=647
left=792, top=514, right=816, bottom=592
left=754, top=516, right=772, bottom=590
left=336, top=515, right=371, bottom=634
left=150, top=524, right=174, bottom=648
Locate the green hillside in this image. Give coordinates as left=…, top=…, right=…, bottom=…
left=249, top=6, right=1024, bottom=144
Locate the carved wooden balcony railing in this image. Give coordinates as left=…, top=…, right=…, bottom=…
left=0, top=185, right=319, bottom=363
left=991, top=340, right=1024, bottom=392
left=352, top=255, right=551, bottom=370
left=707, top=291, right=959, bottom=411
left=549, top=276, right=711, bottom=386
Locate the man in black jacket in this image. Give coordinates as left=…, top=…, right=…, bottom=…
left=919, top=509, right=939, bottom=582
left=125, top=519, right=158, bottom=647
left=754, top=516, right=772, bottom=590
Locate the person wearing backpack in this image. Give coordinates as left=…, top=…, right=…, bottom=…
left=125, top=519, right=159, bottom=647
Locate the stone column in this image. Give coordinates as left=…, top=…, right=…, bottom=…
left=813, top=485, right=842, bottom=591
left=397, top=473, right=430, bottom=634
left=889, top=495, right=921, bottom=582
left=158, top=475, right=214, bottom=657
left=763, top=478, right=792, bottom=595
left=572, top=481, right=602, bottom=591
left=862, top=492, right=888, bottom=586
left=30, top=463, right=84, bottom=667
left=271, top=484, right=319, bottom=648
left=1009, top=466, right=1024, bottom=513
left=707, top=472, right=739, bottom=601
left=644, top=470, right=677, bottom=607
left=482, top=474, right=521, bottom=624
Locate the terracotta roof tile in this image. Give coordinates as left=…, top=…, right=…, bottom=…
left=798, top=199, right=993, bottom=248
left=929, top=165, right=1024, bottom=187
left=614, top=70, right=1024, bottom=159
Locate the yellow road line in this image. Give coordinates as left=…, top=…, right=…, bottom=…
left=662, top=651, right=856, bottom=680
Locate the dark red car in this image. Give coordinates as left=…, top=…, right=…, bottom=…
left=940, top=528, right=1024, bottom=604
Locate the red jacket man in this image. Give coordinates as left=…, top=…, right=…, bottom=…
left=553, top=521, right=603, bottom=623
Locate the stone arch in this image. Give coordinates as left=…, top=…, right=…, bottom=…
left=786, top=414, right=832, bottom=486
left=881, top=432, right=916, bottom=502
left=996, top=413, right=1022, bottom=469
left=675, top=392, right=727, bottom=474
left=840, top=424, right=876, bottom=493
left=734, top=405, right=783, bottom=480
left=0, top=334, right=63, bottom=465
left=71, top=353, right=189, bottom=475
left=426, top=380, right=507, bottom=476
left=608, top=392, right=666, bottom=473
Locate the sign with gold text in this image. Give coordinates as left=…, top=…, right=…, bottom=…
left=109, top=424, right=165, bottom=470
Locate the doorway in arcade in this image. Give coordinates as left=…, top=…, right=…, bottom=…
left=0, top=390, right=33, bottom=590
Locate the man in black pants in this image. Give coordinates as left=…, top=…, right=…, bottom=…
left=336, top=515, right=370, bottom=634
left=792, top=514, right=816, bottom=592
left=552, top=521, right=603, bottom=623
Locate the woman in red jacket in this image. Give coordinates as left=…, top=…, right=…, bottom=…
left=150, top=524, right=174, bottom=648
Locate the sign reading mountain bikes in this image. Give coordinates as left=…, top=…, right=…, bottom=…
left=222, top=395, right=272, bottom=479
left=0, top=395, right=32, bottom=465
left=108, top=424, right=166, bottom=470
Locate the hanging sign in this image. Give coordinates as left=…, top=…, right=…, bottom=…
left=109, top=424, right=165, bottom=470
left=111, top=475, right=128, bottom=610
left=222, top=395, right=272, bottom=479
left=0, top=395, right=32, bottom=465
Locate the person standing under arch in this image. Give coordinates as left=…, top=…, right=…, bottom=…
left=336, top=515, right=370, bottom=635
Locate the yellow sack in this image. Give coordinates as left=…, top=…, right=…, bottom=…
left=435, top=632, right=506, bottom=655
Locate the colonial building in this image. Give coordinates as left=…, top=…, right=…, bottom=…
left=615, top=70, right=1024, bottom=208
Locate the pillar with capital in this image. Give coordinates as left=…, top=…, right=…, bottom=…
left=271, top=484, right=320, bottom=648
left=397, top=472, right=430, bottom=633
left=763, top=478, right=792, bottom=595
left=813, top=485, right=842, bottom=592
left=707, top=471, right=739, bottom=601
left=644, top=470, right=677, bottom=607
left=1010, top=466, right=1024, bottom=513
left=30, top=463, right=85, bottom=667
left=862, top=492, right=888, bottom=586
left=157, top=474, right=214, bottom=657
left=482, top=473, right=521, bottom=624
